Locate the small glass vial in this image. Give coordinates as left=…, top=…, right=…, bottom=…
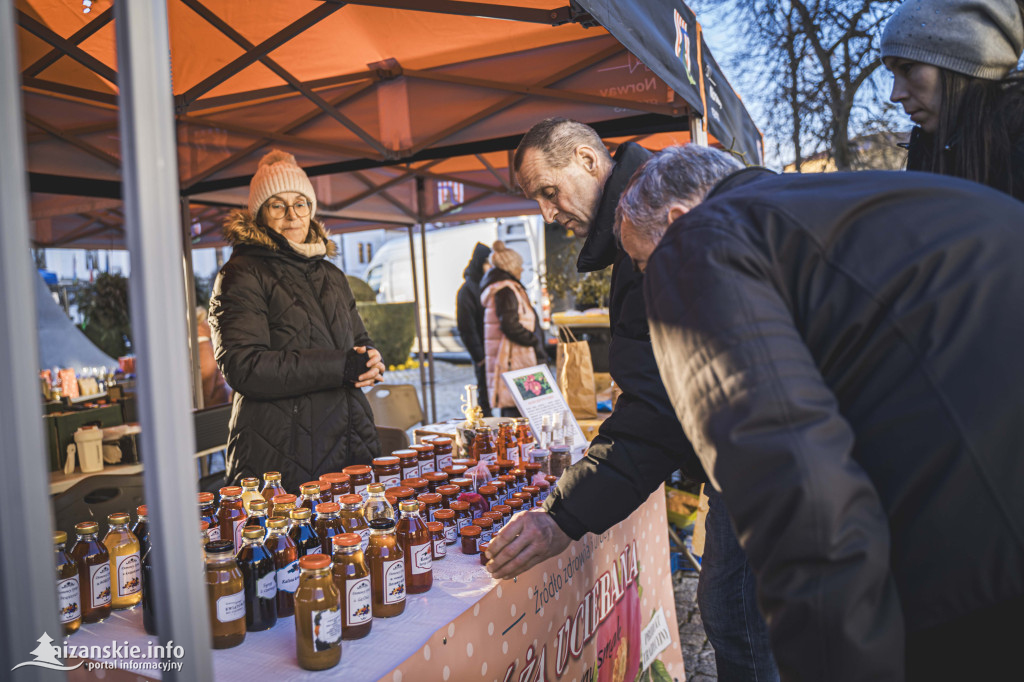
left=261, top=472, right=286, bottom=514
left=411, top=443, right=436, bottom=476
left=338, top=494, right=370, bottom=552
left=331, top=533, right=372, bottom=641
left=247, top=499, right=269, bottom=534
left=198, top=492, right=220, bottom=542
left=395, top=501, right=432, bottom=595
left=54, top=531, right=82, bottom=634
left=371, top=456, right=402, bottom=489
left=289, top=508, right=321, bottom=557
left=294, top=554, right=342, bottom=671
left=132, top=504, right=150, bottom=558
left=427, top=521, right=446, bottom=561
left=70, top=521, right=111, bottom=623
left=240, top=477, right=263, bottom=513
left=460, top=524, right=482, bottom=555
left=433, top=508, right=458, bottom=545
left=236, top=527, right=277, bottom=632
left=342, top=464, right=373, bottom=501
left=432, top=437, right=454, bottom=470
left=319, top=472, right=351, bottom=503
left=450, top=500, right=474, bottom=533
left=217, top=486, right=248, bottom=553
left=264, top=518, right=299, bottom=618
left=363, top=483, right=395, bottom=527
left=103, top=512, right=142, bottom=610
left=204, top=540, right=246, bottom=649
left=314, top=502, right=343, bottom=555
left=365, top=520, right=406, bottom=618
left=395, top=450, right=420, bottom=480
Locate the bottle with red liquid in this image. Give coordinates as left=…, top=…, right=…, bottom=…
left=471, top=426, right=497, bottom=465
left=395, top=501, right=432, bottom=594
left=514, top=418, right=534, bottom=464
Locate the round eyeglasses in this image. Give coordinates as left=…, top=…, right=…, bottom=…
left=265, top=199, right=311, bottom=219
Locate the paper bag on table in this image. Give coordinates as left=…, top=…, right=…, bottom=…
left=556, top=328, right=597, bottom=419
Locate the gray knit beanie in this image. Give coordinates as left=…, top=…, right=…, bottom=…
left=881, top=0, right=1024, bottom=80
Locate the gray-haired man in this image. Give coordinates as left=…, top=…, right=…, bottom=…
left=618, top=145, right=1024, bottom=681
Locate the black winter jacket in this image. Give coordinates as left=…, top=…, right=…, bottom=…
left=645, top=167, right=1024, bottom=681
left=905, top=124, right=1024, bottom=202
left=210, top=214, right=381, bottom=493
left=455, top=243, right=490, bottom=363
left=543, top=142, right=705, bottom=541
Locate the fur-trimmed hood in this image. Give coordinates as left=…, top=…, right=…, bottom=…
left=223, top=209, right=338, bottom=258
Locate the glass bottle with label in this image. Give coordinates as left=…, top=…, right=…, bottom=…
left=246, top=499, right=269, bottom=534
left=198, top=492, right=220, bottom=542
left=271, top=493, right=297, bottom=526
left=264, top=518, right=299, bottom=618
left=314, top=502, right=343, bottom=554
left=204, top=540, right=246, bottom=649
left=298, top=482, right=324, bottom=516
left=217, top=486, right=248, bottom=553
left=54, top=531, right=81, bottom=634
left=342, top=464, right=373, bottom=501
left=71, top=522, right=111, bottom=623
left=395, top=500, right=432, bottom=594
left=365, top=520, right=405, bottom=618
left=515, top=418, right=534, bottom=464
left=363, top=483, right=395, bottom=527
left=240, top=477, right=263, bottom=513
left=411, top=443, right=436, bottom=477
left=471, top=426, right=497, bottom=464
left=294, top=554, right=342, bottom=671
left=338, top=494, right=370, bottom=552
left=261, top=472, right=286, bottom=515
left=142, top=529, right=156, bottom=636
left=330, top=533, right=372, bottom=640
left=289, top=508, right=321, bottom=557
left=236, top=526, right=277, bottom=632
left=132, top=504, right=149, bottom=558
left=103, top=512, right=142, bottom=610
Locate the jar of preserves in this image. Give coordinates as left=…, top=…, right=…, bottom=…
left=460, top=525, right=482, bottom=555
left=319, top=472, right=351, bottom=503
left=264, top=518, right=299, bottom=617
left=132, top=505, right=149, bottom=558
left=513, top=491, right=534, bottom=508
left=525, top=462, right=542, bottom=482
left=423, top=471, right=449, bottom=493
left=506, top=498, right=524, bottom=514
left=545, top=474, right=558, bottom=488
left=512, top=468, right=529, bottom=491
left=515, top=418, right=535, bottom=463
left=483, top=511, right=505, bottom=533
left=417, top=492, right=443, bottom=521
left=70, top=521, right=111, bottom=623
left=452, top=457, right=475, bottom=469
left=261, top=472, right=286, bottom=514
left=472, top=517, right=495, bottom=543
left=371, top=456, right=402, bottom=489
left=411, top=443, right=436, bottom=476
left=240, top=477, right=263, bottom=513
left=247, top=499, right=269, bottom=533
left=477, top=485, right=498, bottom=510
left=400, top=477, right=429, bottom=496
left=54, top=531, right=82, bottom=634
left=204, top=540, right=245, bottom=649
left=198, top=492, right=220, bottom=542
left=497, top=474, right=518, bottom=497
left=491, top=479, right=508, bottom=505
left=471, top=427, right=497, bottom=464
left=442, top=464, right=467, bottom=479
left=487, top=464, right=500, bottom=479
left=294, top=554, right=342, bottom=671
left=236, top=527, right=277, bottom=632
left=331, top=533, right=372, bottom=640
left=395, top=449, right=420, bottom=480
left=396, top=501, right=432, bottom=594
left=427, top=522, right=446, bottom=561
left=433, top=508, right=458, bottom=545
left=103, top=512, right=142, bottom=610
left=217, top=486, right=248, bottom=553
left=450, top=500, right=474, bottom=533
left=289, top=508, right=321, bottom=557
left=479, top=543, right=493, bottom=566
left=451, top=477, right=473, bottom=494
left=492, top=504, right=512, bottom=524
left=364, top=483, right=396, bottom=527
left=432, top=437, right=454, bottom=470
left=523, top=485, right=541, bottom=504
left=272, top=494, right=298, bottom=526
left=314, top=502, right=343, bottom=555
left=496, top=459, right=516, bottom=476
left=436, top=484, right=460, bottom=508
left=343, top=464, right=373, bottom=501
left=535, top=481, right=550, bottom=503
left=338, top=494, right=370, bottom=551
left=365, top=520, right=406, bottom=617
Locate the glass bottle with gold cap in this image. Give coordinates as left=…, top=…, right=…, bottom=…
left=261, top=471, right=286, bottom=515
left=69, top=521, right=111, bottom=623
left=314, top=502, right=343, bottom=554
left=239, top=477, right=263, bottom=513
left=103, top=512, right=142, bottom=610
left=362, top=483, right=395, bottom=527
left=288, top=507, right=321, bottom=557
left=395, top=500, right=432, bottom=594
left=132, top=504, right=149, bottom=558
left=294, top=554, right=342, bottom=670
left=198, top=492, right=220, bottom=542
left=264, top=517, right=299, bottom=618
left=236, top=526, right=277, bottom=632
left=54, top=531, right=82, bottom=634
left=298, top=482, right=324, bottom=519
left=246, top=499, right=269, bottom=535
left=205, top=539, right=246, bottom=649
left=365, top=517, right=405, bottom=617
left=331, top=533, right=372, bottom=640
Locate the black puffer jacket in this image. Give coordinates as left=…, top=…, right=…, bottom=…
left=210, top=213, right=380, bottom=493
left=645, top=167, right=1024, bottom=681
left=455, top=243, right=491, bottom=363
left=905, top=124, right=1024, bottom=201
left=543, top=142, right=705, bottom=541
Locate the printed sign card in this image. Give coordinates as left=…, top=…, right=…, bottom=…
left=501, top=364, right=588, bottom=459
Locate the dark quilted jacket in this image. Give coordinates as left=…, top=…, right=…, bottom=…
left=210, top=213, right=380, bottom=493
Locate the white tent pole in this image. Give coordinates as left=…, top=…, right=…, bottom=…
left=690, top=112, right=709, bottom=147
left=407, top=225, right=429, bottom=415
left=416, top=178, right=438, bottom=423
left=181, top=198, right=204, bottom=411
left=114, top=1, right=213, bottom=679
left=0, top=2, right=61, bottom=677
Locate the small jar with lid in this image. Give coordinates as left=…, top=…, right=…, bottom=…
left=433, top=508, right=458, bottom=545
left=331, top=533, right=372, bottom=640
left=365, top=520, right=406, bottom=618
left=69, top=521, right=111, bottom=623
left=535, top=481, right=550, bottom=503
left=452, top=457, right=475, bottom=469
left=103, top=512, right=142, bottom=610
left=298, top=482, right=325, bottom=516
left=395, top=501, right=432, bottom=594
left=338, top=494, right=370, bottom=551
left=477, top=485, right=498, bottom=510
left=294, top=554, right=342, bottom=670
left=240, top=477, right=263, bottom=513
left=529, top=449, right=551, bottom=476
left=549, top=445, right=572, bottom=478
left=472, top=517, right=495, bottom=543
left=491, top=479, right=508, bottom=505
left=460, top=525, right=482, bottom=555
left=545, top=474, right=558, bottom=490
left=482, top=511, right=504, bottom=533
left=247, top=499, right=270, bottom=533
left=451, top=477, right=473, bottom=495
left=385, top=486, right=415, bottom=506
left=343, top=465, right=373, bottom=501
left=319, top=472, right=351, bottom=503
left=395, top=450, right=420, bottom=480
left=264, top=517, right=299, bottom=618
left=54, top=530, right=82, bottom=634
left=427, top=522, right=446, bottom=561
left=492, top=504, right=512, bottom=524
left=423, top=471, right=449, bottom=493
left=479, top=542, right=491, bottom=566
left=372, top=456, right=402, bottom=489
left=198, top=492, right=220, bottom=542
left=522, top=486, right=541, bottom=505
left=314, top=502, right=344, bottom=555
left=442, top=464, right=467, bottom=479
left=289, top=508, right=321, bottom=557
left=432, top=437, right=454, bottom=470
left=512, top=468, right=529, bottom=491
left=496, top=459, right=516, bottom=476
left=218, top=486, right=249, bottom=553
left=204, top=540, right=246, bottom=649
left=410, top=443, right=436, bottom=476
left=513, top=491, right=534, bottom=509
left=497, top=474, right=518, bottom=497
left=506, top=498, right=524, bottom=515
left=260, top=472, right=286, bottom=514
left=272, top=493, right=298, bottom=524
left=401, top=477, right=429, bottom=496
left=450, top=500, right=474, bottom=533
left=436, top=484, right=460, bottom=508
left=487, top=464, right=500, bottom=479
left=417, top=492, right=443, bottom=521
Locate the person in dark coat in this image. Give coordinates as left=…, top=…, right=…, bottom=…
left=210, top=150, right=384, bottom=493
left=456, top=242, right=492, bottom=416
left=617, top=144, right=1024, bottom=682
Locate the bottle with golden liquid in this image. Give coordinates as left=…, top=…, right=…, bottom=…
left=54, top=531, right=82, bottom=634
left=331, top=534, right=372, bottom=640
left=217, top=486, right=248, bottom=553
left=240, top=477, right=263, bottom=513
left=103, top=512, right=142, bottom=610
left=272, top=493, right=298, bottom=528
left=338, top=494, right=370, bottom=552
left=204, top=539, right=246, bottom=649
left=294, top=554, right=342, bottom=671
left=365, top=519, right=405, bottom=617
left=395, top=501, right=432, bottom=594
left=69, top=521, right=111, bottom=623
left=261, top=472, right=286, bottom=515
left=264, top=517, right=299, bottom=618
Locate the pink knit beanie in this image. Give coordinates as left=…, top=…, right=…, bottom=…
left=491, top=240, right=523, bottom=273
left=247, top=149, right=317, bottom=217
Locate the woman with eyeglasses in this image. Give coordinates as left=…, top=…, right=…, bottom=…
left=881, top=0, right=1024, bottom=200
left=209, top=150, right=384, bottom=493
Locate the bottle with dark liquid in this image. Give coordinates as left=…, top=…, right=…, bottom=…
left=104, top=512, right=142, bottom=610
left=198, top=492, right=220, bottom=542
left=472, top=426, right=497, bottom=464
left=515, top=418, right=534, bottom=464
left=217, top=486, right=248, bottom=553
left=69, top=521, right=111, bottom=623
left=204, top=539, right=246, bottom=649
left=294, top=554, right=342, bottom=671
left=314, top=502, right=343, bottom=554
left=264, top=517, right=299, bottom=618
left=246, top=499, right=269, bottom=535
left=298, top=483, right=323, bottom=516
left=331, top=533, right=372, bottom=640
left=261, top=471, right=286, bottom=515
left=365, top=520, right=406, bottom=617
left=363, top=483, right=395, bottom=527
left=289, top=508, right=321, bottom=557
left=132, top=505, right=149, bottom=558
left=236, top=526, right=277, bottom=632
left=54, top=531, right=82, bottom=634
left=395, top=501, right=432, bottom=594
left=141, top=536, right=156, bottom=635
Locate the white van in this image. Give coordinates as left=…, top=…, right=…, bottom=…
left=365, top=217, right=548, bottom=356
